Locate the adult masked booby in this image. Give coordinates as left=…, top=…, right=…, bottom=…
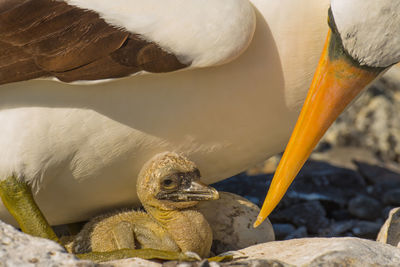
left=256, top=0, right=400, bottom=226
left=0, top=0, right=333, bottom=238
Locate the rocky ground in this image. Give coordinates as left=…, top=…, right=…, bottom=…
left=2, top=215, right=400, bottom=267
left=3, top=69, right=400, bottom=266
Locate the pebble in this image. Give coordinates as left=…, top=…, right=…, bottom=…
left=348, top=195, right=381, bottom=220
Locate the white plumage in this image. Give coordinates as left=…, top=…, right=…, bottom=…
left=0, top=0, right=330, bottom=225
left=332, top=0, right=400, bottom=67
left=64, top=0, right=257, bottom=67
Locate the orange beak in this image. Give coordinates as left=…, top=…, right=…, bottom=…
left=254, top=28, right=385, bottom=227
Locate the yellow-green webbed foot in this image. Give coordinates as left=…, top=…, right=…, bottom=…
left=0, top=175, right=58, bottom=242
left=71, top=152, right=220, bottom=263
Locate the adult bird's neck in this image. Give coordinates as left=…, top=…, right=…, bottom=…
left=143, top=205, right=213, bottom=258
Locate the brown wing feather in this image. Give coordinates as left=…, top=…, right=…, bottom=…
left=0, top=0, right=188, bottom=85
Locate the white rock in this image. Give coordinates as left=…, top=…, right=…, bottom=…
left=232, top=237, right=400, bottom=266
left=196, top=191, right=275, bottom=254
left=0, top=220, right=94, bottom=267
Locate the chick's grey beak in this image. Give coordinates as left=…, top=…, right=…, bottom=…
left=156, top=181, right=219, bottom=202
left=183, top=181, right=219, bottom=201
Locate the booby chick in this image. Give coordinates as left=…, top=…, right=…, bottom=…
left=69, top=152, right=219, bottom=261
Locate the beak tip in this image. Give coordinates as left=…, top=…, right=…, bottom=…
left=213, top=189, right=220, bottom=200
left=253, top=215, right=265, bottom=228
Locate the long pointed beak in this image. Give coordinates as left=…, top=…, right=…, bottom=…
left=254, top=28, right=385, bottom=227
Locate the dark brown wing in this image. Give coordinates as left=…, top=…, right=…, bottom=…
left=0, top=0, right=188, bottom=85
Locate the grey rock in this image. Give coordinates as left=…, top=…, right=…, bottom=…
left=348, top=195, right=381, bottom=220
left=0, top=220, right=94, bottom=267
left=352, top=221, right=381, bottom=239
left=272, top=224, right=296, bottom=240
left=377, top=207, right=400, bottom=246
left=383, top=189, right=400, bottom=206
left=233, top=237, right=400, bottom=266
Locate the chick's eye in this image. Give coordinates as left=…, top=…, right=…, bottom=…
left=161, top=177, right=178, bottom=189
left=163, top=179, right=173, bottom=186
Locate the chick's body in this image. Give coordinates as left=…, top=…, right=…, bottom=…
left=72, top=210, right=178, bottom=253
